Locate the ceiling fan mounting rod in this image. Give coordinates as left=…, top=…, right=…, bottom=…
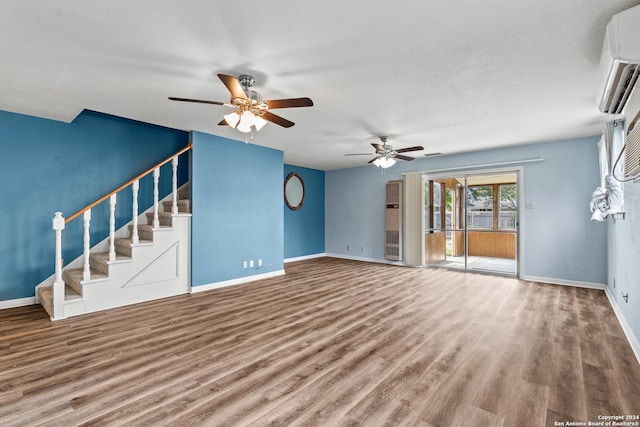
left=238, top=74, right=256, bottom=90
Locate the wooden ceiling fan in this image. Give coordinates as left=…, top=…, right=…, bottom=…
left=169, top=74, right=313, bottom=132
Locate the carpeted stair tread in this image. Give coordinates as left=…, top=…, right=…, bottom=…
left=90, top=252, right=132, bottom=263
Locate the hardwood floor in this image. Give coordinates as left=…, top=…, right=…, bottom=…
left=1, top=257, right=639, bottom=426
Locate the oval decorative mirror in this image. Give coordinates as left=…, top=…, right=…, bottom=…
left=284, top=172, right=304, bottom=210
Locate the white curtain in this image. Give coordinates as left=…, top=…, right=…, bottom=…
left=404, top=172, right=425, bottom=266
left=590, top=120, right=624, bottom=221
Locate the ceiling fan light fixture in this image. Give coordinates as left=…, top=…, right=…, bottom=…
left=253, top=115, right=268, bottom=131
left=383, top=157, right=396, bottom=168
left=374, top=157, right=396, bottom=168
left=236, top=110, right=255, bottom=133
left=223, top=111, right=240, bottom=128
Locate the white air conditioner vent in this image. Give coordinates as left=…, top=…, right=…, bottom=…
left=601, top=63, right=640, bottom=115
left=597, top=5, right=640, bottom=115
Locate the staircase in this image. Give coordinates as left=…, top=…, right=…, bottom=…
left=37, top=145, right=192, bottom=320
left=38, top=185, right=190, bottom=319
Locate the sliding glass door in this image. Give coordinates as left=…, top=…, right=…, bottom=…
left=424, top=171, right=519, bottom=276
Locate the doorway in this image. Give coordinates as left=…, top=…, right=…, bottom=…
left=423, top=170, right=520, bottom=276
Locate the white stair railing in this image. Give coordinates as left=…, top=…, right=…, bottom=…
left=49, top=144, right=191, bottom=319
left=172, top=157, right=179, bottom=214
left=82, top=210, right=92, bottom=281
left=108, top=194, right=117, bottom=262
left=131, top=179, right=139, bottom=245
left=153, top=168, right=160, bottom=229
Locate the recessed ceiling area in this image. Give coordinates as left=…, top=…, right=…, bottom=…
left=1, top=1, right=639, bottom=170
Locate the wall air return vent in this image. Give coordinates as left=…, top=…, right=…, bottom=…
left=385, top=180, right=403, bottom=261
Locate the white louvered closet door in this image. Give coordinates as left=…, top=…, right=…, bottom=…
left=404, top=172, right=425, bottom=266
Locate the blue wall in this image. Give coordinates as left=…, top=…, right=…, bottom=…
left=284, top=164, right=325, bottom=259
left=191, top=131, right=284, bottom=286
left=0, top=109, right=189, bottom=301
left=326, top=136, right=607, bottom=285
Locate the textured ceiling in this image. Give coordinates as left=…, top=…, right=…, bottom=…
left=2, top=1, right=639, bottom=170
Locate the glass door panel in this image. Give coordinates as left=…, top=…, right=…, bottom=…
left=424, top=172, right=519, bottom=276
left=465, top=174, right=518, bottom=275
left=425, top=177, right=466, bottom=270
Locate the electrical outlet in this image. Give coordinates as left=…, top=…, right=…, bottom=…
left=249, top=260, right=254, bottom=268
left=346, top=245, right=351, bottom=251
left=525, top=202, right=534, bottom=209
left=622, top=292, right=629, bottom=303
left=243, top=261, right=247, bottom=269
left=258, top=259, right=262, bottom=267
left=361, top=246, right=364, bottom=252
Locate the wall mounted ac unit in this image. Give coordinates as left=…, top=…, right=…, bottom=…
left=385, top=180, right=403, bottom=261
left=597, top=5, right=640, bottom=115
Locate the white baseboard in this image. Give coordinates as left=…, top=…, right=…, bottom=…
left=605, top=287, right=640, bottom=366
left=325, top=253, right=406, bottom=266
left=522, top=275, right=606, bottom=290
left=0, top=296, right=35, bottom=310
left=284, top=253, right=326, bottom=263
left=191, top=269, right=286, bottom=293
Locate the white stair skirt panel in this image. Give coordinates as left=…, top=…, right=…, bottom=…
left=63, top=216, right=191, bottom=318
left=123, top=242, right=180, bottom=288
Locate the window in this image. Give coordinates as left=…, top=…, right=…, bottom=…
left=466, top=185, right=493, bottom=229
left=498, top=184, right=517, bottom=229
left=425, top=180, right=444, bottom=231
left=433, top=182, right=442, bottom=230
left=424, top=184, right=430, bottom=230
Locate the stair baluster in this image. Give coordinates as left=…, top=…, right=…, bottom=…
left=108, top=194, right=117, bottom=262
left=132, top=180, right=139, bottom=244
left=153, top=168, right=160, bottom=229
left=82, top=209, right=91, bottom=281
left=172, top=157, right=178, bottom=214
left=52, top=212, right=65, bottom=319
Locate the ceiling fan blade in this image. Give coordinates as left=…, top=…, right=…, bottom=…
left=371, top=143, right=384, bottom=153
left=395, top=154, right=416, bottom=161
left=218, top=119, right=228, bottom=126
left=218, top=74, right=247, bottom=99
left=344, top=153, right=372, bottom=156
left=168, top=97, right=225, bottom=106
left=262, top=111, right=295, bottom=128
left=395, top=145, right=424, bottom=153
left=265, top=98, right=314, bottom=109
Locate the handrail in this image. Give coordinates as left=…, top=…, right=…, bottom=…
left=65, top=143, right=193, bottom=223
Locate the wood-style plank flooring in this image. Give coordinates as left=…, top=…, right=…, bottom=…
left=1, top=258, right=639, bottom=426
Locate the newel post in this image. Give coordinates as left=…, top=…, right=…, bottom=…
left=52, top=212, right=66, bottom=320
